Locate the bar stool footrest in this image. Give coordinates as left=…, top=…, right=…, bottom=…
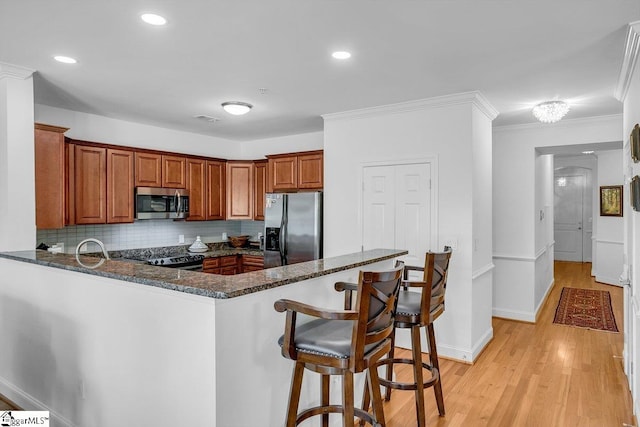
left=377, top=357, right=440, bottom=390
left=296, top=404, right=381, bottom=427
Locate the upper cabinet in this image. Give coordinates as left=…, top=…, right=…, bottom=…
left=226, top=161, right=254, bottom=220
left=74, top=145, right=107, bottom=224
left=134, top=152, right=186, bottom=189
left=70, top=144, right=135, bottom=225
left=35, top=123, right=69, bottom=229
left=107, top=148, right=135, bottom=223
left=269, top=154, right=298, bottom=191
left=253, top=160, right=267, bottom=220
left=267, top=150, right=323, bottom=192
left=134, top=152, right=162, bottom=187
left=186, top=158, right=227, bottom=221
left=297, top=151, right=323, bottom=189
left=186, top=158, right=207, bottom=221
left=206, top=160, right=226, bottom=220
left=162, top=155, right=187, bottom=188
left=34, top=123, right=320, bottom=228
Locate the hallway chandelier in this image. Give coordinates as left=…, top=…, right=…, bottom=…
left=532, top=100, right=570, bottom=123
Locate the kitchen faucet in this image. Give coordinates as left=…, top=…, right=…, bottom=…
left=75, top=238, right=110, bottom=260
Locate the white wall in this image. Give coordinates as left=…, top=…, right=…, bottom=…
left=0, top=63, right=36, bottom=251
left=0, top=258, right=217, bottom=427
left=239, top=131, right=323, bottom=159
left=323, top=92, right=497, bottom=362
left=618, top=21, right=640, bottom=417
left=35, top=104, right=241, bottom=159
left=594, top=150, right=625, bottom=284
left=493, top=115, right=622, bottom=321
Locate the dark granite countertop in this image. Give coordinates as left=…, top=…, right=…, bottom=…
left=0, top=249, right=407, bottom=299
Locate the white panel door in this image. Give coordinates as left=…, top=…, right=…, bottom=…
left=362, top=166, right=396, bottom=251
left=362, top=163, right=431, bottom=268
left=395, top=163, right=431, bottom=267
left=554, top=174, right=584, bottom=262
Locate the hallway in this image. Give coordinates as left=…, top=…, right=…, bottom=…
left=384, top=261, right=634, bottom=426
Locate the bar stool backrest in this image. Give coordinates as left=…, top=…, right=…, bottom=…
left=420, top=247, right=452, bottom=325
left=350, top=261, right=404, bottom=371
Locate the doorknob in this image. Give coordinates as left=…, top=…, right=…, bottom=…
left=578, top=227, right=582, bottom=230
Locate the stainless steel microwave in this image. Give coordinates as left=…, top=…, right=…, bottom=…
left=135, top=187, right=189, bottom=220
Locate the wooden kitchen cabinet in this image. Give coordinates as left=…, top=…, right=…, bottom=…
left=186, top=158, right=207, bottom=221
left=35, top=123, right=69, bottom=229
left=267, top=150, right=323, bottom=192
left=226, top=161, right=254, bottom=220
left=134, top=152, right=186, bottom=188
left=253, top=160, right=267, bottom=220
left=268, top=154, right=298, bottom=191
left=297, top=151, right=323, bottom=189
left=162, top=155, right=187, bottom=188
left=106, top=148, right=134, bottom=223
left=203, top=255, right=239, bottom=275
left=188, top=158, right=226, bottom=221
left=241, top=255, right=264, bottom=272
left=220, top=255, right=239, bottom=275
left=206, top=160, right=226, bottom=220
left=134, top=152, right=162, bottom=187
left=202, top=257, right=221, bottom=274
left=74, top=145, right=107, bottom=224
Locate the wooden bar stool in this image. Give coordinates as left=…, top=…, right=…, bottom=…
left=362, top=247, right=452, bottom=427
left=274, top=262, right=404, bottom=427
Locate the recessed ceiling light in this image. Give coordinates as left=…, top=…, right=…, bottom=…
left=53, top=55, right=77, bottom=64
left=582, top=150, right=595, bottom=154
left=141, top=13, right=167, bottom=26
left=222, top=101, right=253, bottom=115
left=332, top=51, right=351, bottom=60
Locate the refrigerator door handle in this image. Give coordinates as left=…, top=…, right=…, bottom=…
left=279, top=195, right=288, bottom=265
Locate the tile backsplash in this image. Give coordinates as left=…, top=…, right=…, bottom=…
left=37, top=220, right=265, bottom=253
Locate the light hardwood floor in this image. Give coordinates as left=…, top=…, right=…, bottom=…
left=381, top=261, right=635, bottom=427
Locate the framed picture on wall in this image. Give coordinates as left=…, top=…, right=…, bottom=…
left=632, top=176, right=640, bottom=212
left=600, top=185, right=623, bottom=216
left=631, top=124, right=640, bottom=163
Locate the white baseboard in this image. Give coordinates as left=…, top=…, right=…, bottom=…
left=0, top=376, right=74, bottom=427
left=492, top=307, right=535, bottom=323
left=534, top=278, right=555, bottom=321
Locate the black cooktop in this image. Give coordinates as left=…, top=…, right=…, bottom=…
left=147, top=254, right=205, bottom=267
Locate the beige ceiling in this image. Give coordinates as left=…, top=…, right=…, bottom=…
left=1, top=1, right=638, bottom=141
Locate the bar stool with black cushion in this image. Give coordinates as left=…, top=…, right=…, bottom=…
left=274, top=262, right=404, bottom=427
left=361, top=247, right=452, bottom=427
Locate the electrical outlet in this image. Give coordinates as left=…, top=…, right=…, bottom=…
left=178, top=234, right=185, bottom=244
left=222, top=232, right=228, bottom=240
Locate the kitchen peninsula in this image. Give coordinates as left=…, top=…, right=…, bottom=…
left=0, top=248, right=406, bottom=427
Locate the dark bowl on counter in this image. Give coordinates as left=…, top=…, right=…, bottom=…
left=227, top=235, right=250, bottom=248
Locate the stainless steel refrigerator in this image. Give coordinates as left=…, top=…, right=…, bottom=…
left=264, top=192, right=322, bottom=268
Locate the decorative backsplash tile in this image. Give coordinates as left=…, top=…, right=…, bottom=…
left=36, top=220, right=265, bottom=253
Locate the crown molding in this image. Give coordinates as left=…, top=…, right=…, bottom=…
left=493, top=113, right=622, bottom=133
left=615, top=21, right=640, bottom=102
left=0, top=62, right=35, bottom=80
left=322, top=91, right=499, bottom=122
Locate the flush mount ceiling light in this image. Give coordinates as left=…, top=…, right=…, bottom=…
left=53, top=55, right=77, bottom=64
left=141, top=13, right=167, bottom=25
left=222, top=101, right=253, bottom=115
left=332, top=51, right=351, bottom=60
left=532, top=100, right=570, bottom=123
left=582, top=150, right=595, bottom=155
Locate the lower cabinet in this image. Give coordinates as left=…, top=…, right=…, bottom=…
left=241, top=255, right=264, bottom=273
left=202, top=254, right=264, bottom=275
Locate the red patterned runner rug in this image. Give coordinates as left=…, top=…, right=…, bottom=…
left=553, top=287, right=618, bottom=332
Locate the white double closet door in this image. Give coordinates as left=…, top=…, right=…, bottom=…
left=362, top=162, right=432, bottom=268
